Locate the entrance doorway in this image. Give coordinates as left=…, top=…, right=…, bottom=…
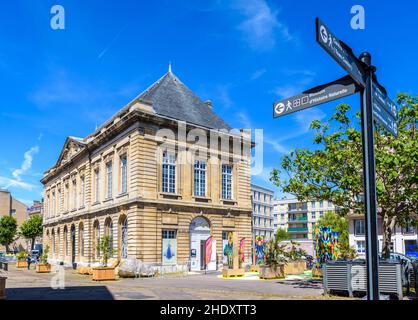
left=189, top=217, right=216, bottom=271
left=70, top=225, right=76, bottom=269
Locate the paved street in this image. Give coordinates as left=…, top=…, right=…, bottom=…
left=2, top=266, right=345, bottom=300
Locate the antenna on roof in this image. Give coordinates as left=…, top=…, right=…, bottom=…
left=168, top=61, right=172, bottom=73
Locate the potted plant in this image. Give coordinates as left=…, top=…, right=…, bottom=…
left=284, top=241, right=307, bottom=275
left=92, top=236, right=116, bottom=281
left=16, top=251, right=28, bottom=268
left=259, top=237, right=287, bottom=279
left=36, top=245, right=51, bottom=273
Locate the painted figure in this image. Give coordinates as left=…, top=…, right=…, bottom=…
left=254, top=235, right=265, bottom=265
left=223, top=232, right=234, bottom=269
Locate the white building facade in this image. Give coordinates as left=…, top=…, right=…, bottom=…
left=251, top=184, right=275, bottom=241
left=348, top=215, right=418, bottom=258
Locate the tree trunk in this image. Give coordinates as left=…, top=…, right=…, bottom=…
left=5, top=244, right=10, bottom=253
left=31, top=238, right=35, bottom=250
left=381, top=215, right=396, bottom=259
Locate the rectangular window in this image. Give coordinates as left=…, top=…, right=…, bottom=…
left=328, top=200, right=333, bottom=207
left=120, top=155, right=128, bottom=194
left=221, top=164, right=233, bottom=199
left=106, top=162, right=113, bottom=199
left=72, top=180, right=77, bottom=209
left=95, top=168, right=100, bottom=202
left=162, top=151, right=176, bottom=193
left=64, top=184, right=69, bottom=211
left=319, top=200, right=323, bottom=208
left=311, top=201, right=316, bottom=209
left=80, top=176, right=85, bottom=207
left=194, top=160, right=206, bottom=197
left=319, top=211, right=324, bottom=218
left=355, top=219, right=365, bottom=235
left=52, top=192, right=55, bottom=216
left=356, top=241, right=366, bottom=253
left=162, top=230, right=176, bottom=239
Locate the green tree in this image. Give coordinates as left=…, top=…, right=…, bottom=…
left=20, top=215, right=43, bottom=250
left=271, top=93, right=418, bottom=259
left=275, top=228, right=291, bottom=242
left=0, top=216, right=18, bottom=253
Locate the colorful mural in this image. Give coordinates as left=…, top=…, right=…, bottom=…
left=162, top=238, right=177, bottom=265
left=239, top=238, right=245, bottom=267
left=254, top=235, right=265, bottom=265
left=314, top=226, right=339, bottom=270
left=223, top=232, right=234, bottom=268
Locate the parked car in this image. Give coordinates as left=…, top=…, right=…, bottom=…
left=29, top=250, right=40, bottom=263
left=379, top=252, right=413, bottom=292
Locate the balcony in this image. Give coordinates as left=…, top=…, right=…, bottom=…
left=288, top=227, right=309, bottom=232
left=288, top=216, right=308, bottom=222
left=288, top=206, right=308, bottom=213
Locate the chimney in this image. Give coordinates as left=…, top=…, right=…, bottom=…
left=204, top=100, right=212, bottom=109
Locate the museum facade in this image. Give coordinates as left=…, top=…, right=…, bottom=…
left=41, top=69, right=253, bottom=271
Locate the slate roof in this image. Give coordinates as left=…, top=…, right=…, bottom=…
left=136, top=70, right=231, bottom=130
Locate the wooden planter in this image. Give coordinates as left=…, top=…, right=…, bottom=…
left=222, top=267, right=245, bottom=278
left=259, top=264, right=285, bottom=279
left=77, top=267, right=92, bottom=275
left=312, top=267, right=323, bottom=278
left=16, top=261, right=28, bottom=268
left=0, top=277, right=6, bottom=300
left=92, top=267, right=116, bottom=281
left=36, top=264, right=51, bottom=273
left=284, top=261, right=306, bottom=275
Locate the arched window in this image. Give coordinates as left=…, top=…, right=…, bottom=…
left=64, top=226, right=68, bottom=256
left=93, top=220, right=100, bottom=259
left=51, top=229, right=55, bottom=256
left=105, top=217, right=114, bottom=257
left=79, top=223, right=84, bottom=257
left=57, top=227, right=60, bottom=257
left=119, top=216, right=128, bottom=259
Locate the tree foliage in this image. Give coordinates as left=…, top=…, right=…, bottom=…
left=275, top=228, right=291, bottom=242
left=20, top=215, right=43, bottom=250
left=0, top=215, right=18, bottom=252
left=271, top=93, right=418, bottom=258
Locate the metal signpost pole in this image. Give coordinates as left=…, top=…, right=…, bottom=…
left=359, top=52, right=380, bottom=300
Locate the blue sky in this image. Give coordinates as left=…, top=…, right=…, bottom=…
left=1, top=0, right=417, bottom=205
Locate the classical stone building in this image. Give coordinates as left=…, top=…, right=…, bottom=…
left=41, top=69, right=253, bottom=271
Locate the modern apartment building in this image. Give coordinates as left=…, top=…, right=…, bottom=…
left=348, top=214, right=418, bottom=258
left=41, top=69, right=253, bottom=271
left=251, top=184, right=275, bottom=241
left=274, top=198, right=336, bottom=239
left=0, top=189, right=28, bottom=251
left=27, top=200, right=43, bottom=218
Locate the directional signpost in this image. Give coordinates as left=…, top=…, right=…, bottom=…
left=273, top=18, right=399, bottom=300
left=273, top=75, right=360, bottom=118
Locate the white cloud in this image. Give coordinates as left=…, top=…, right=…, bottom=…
left=0, top=176, right=35, bottom=191
left=234, top=0, right=294, bottom=51
left=12, top=146, right=39, bottom=181
left=272, top=77, right=314, bottom=99
left=251, top=68, right=267, bottom=80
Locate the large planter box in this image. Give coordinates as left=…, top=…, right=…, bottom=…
left=284, top=261, right=305, bottom=275
left=222, top=267, right=244, bottom=278
left=16, top=261, right=28, bottom=268
left=0, top=277, right=6, bottom=300
left=36, top=264, right=51, bottom=273
left=312, top=267, right=323, bottom=278
left=77, top=267, right=92, bottom=275
left=92, top=267, right=116, bottom=281
left=259, top=264, right=285, bottom=279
